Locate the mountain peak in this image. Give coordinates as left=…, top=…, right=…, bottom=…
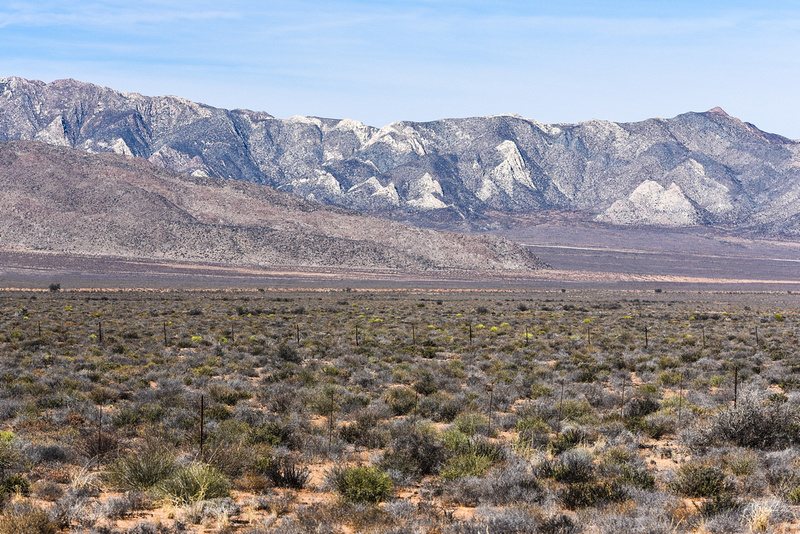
left=707, top=106, right=730, bottom=116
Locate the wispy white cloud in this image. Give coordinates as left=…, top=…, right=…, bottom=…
left=0, top=3, right=240, bottom=29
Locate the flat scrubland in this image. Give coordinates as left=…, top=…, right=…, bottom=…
left=0, top=288, right=798, bottom=533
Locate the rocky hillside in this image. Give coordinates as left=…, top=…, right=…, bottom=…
left=2, top=77, right=800, bottom=235
left=0, top=141, right=547, bottom=270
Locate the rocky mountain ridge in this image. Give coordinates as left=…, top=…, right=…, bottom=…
left=2, top=77, right=800, bottom=235
left=0, top=141, right=547, bottom=271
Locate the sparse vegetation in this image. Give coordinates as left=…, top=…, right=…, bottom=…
left=0, top=288, right=796, bottom=531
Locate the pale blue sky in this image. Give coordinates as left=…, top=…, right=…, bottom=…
left=2, top=1, right=799, bottom=137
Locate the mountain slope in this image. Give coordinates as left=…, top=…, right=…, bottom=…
left=0, top=141, right=547, bottom=270
left=2, top=77, right=800, bottom=235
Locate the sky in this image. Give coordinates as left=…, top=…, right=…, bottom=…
left=2, top=1, right=800, bottom=138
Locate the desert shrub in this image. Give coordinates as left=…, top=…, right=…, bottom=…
left=103, top=446, right=177, bottom=491
left=276, top=344, right=301, bottom=363
left=328, top=466, right=393, bottom=504
left=204, top=404, right=232, bottom=421
left=784, top=484, right=800, bottom=504
left=626, top=413, right=674, bottom=439
left=516, top=415, right=551, bottom=449
left=538, top=449, right=596, bottom=484
left=698, top=493, right=741, bottom=516
left=338, top=421, right=389, bottom=450
left=622, top=396, right=661, bottom=418
left=99, top=491, right=151, bottom=520
left=670, top=463, right=731, bottom=498
left=446, top=456, right=543, bottom=507
left=413, top=374, right=438, bottom=395
left=28, top=444, right=69, bottom=464
left=559, top=399, right=596, bottom=423
left=0, top=501, right=57, bottom=534
left=538, top=514, right=579, bottom=534
left=0, top=475, right=29, bottom=498
left=383, top=387, right=417, bottom=416
left=441, top=450, right=494, bottom=480
left=0, top=440, right=25, bottom=474
left=203, top=441, right=251, bottom=478
left=699, top=394, right=799, bottom=450
left=419, top=393, right=462, bottom=422
left=247, top=421, right=293, bottom=447
left=77, top=431, right=118, bottom=459
left=598, top=446, right=655, bottom=490
left=617, top=465, right=656, bottom=490
left=548, top=427, right=590, bottom=455
left=180, top=497, right=240, bottom=526
left=560, top=480, right=626, bottom=509
left=741, top=498, right=792, bottom=532
left=29, top=480, right=62, bottom=501
left=256, top=456, right=309, bottom=489
left=156, top=463, right=230, bottom=505
left=209, top=386, right=252, bottom=406
left=725, top=449, right=759, bottom=477
left=450, top=506, right=541, bottom=533
left=380, top=428, right=447, bottom=480
left=453, top=413, right=489, bottom=437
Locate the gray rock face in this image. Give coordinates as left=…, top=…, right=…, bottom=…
left=2, top=78, right=800, bottom=235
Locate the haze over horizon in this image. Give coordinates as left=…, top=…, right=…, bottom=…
left=1, top=1, right=799, bottom=138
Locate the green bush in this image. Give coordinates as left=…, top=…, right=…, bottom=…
left=548, top=428, right=589, bottom=455
left=453, top=412, right=489, bottom=437
left=698, top=493, right=740, bottom=516
left=103, top=447, right=177, bottom=491
left=670, top=463, right=730, bottom=498
left=329, top=466, right=393, bottom=504
left=560, top=480, right=626, bottom=509
left=209, top=386, right=251, bottom=406
left=538, top=451, right=595, bottom=484
left=156, top=463, right=230, bottom=505
left=0, top=441, right=25, bottom=474
left=516, top=415, right=551, bottom=448
left=247, top=421, right=292, bottom=447
left=618, top=465, right=655, bottom=489
left=441, top=451, right=493, bottom=480
left=559, top=400, right=595, bottom=423
left=384, top=387, right=417, bottom=416
left=0, top=475, right=29, bottom=498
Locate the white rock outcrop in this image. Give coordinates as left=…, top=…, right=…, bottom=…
left=597, top=180, right=699, bottom=226
left=406, top=173, right=447, bottom=210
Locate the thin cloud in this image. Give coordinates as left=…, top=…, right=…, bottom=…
left=0, top=4, right=240, bottom=29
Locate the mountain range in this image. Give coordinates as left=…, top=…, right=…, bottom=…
left=2, top=77, right=799, bottom=237
left=0, top=141, right=546, bottom=271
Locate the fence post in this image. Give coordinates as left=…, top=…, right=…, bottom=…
left=199, top=395, right=205, bottom=458
left=487, top=383, right=494, bottom=438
